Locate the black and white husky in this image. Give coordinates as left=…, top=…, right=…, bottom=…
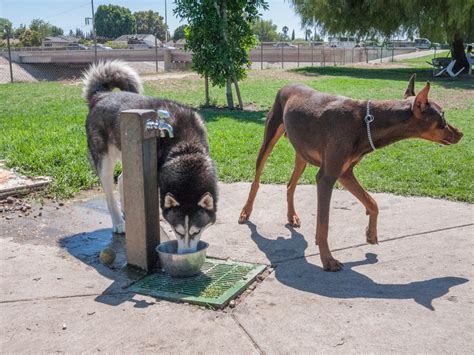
left=83, top=60, right=218, bottom=253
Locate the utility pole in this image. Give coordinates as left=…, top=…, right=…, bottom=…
left=5, top=26, right=13, bottom=83
left=91, top=0, right=97, bottom=63
left=165, top=0, right=168, bottom=42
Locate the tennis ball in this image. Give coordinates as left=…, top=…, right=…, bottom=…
left=99, top=248, right=116, bottom=265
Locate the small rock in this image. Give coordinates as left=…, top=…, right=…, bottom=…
left=5, top=216, right=12, bottom=220
left=25, top=204, right=31, bottom=209
left=21, top=206, right=27, bottom=212
left=62, top=324, right=67, bottom=330
left=38, top=212, right=42, bottom=217
left=0, top=207, right=3, bottom=213
left=18, top=214, right=23, bottom=218
left=58, top=202, right=64, bottom=207
left=229, top=300, right=236, bottom=308
left=39, top=207, right=43, bottom=210
left=249, top=284, right=256, bottom=290
left=6, top=197, right=15, bottom=204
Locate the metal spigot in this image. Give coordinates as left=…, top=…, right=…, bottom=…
left=145, top=110, right=175, bottom=138
left=157, top=110, right=174, bottom=138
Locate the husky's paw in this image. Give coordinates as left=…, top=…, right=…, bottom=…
left=112, top=222, right=126, bottom=234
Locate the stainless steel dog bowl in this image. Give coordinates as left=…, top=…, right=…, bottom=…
left=156, top=240, right=208, bottom=277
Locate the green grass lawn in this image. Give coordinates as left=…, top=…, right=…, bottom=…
left=0, top=58, right=473, bottom=202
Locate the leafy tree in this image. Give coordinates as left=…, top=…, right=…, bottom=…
left=175, top=0, right=268, bottom=109
left=252, top=18, right=278, bottom=42
left=75, top=28, right=85, bottom=39
left=173, top=24, right=187, bottom=41
left=95, top=4, right=136, bottom=39
left=282, top=25, right=289, bottom=40
left=0, top=18, right=13, bottom=39
left=291, top=29, right=295, bottom=41
left=134, top=10, right=167, bottom=40
left=290, top=0, right=474, bottom=71
left=14, top=24, right=26, bottom=39
left=29, top=19, right=63, bottom=38
left=51, top=26, right=63, bottom=36
left=19, top=29, right=41, bottom=46
left=305, top=28, right=312, bottom=41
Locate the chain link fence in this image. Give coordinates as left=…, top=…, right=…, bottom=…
left=1, top=35, right=418, bottom=83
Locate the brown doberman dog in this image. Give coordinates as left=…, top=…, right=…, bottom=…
left=238, top=74, right=463, bottom=271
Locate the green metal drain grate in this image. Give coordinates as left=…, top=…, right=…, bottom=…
left=129, top=258, right=266, bottom=308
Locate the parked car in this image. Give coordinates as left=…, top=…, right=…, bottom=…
left=127, top=37, right=155, bottom=49
left=273, top=42, right=297, bottom=49
left=414, top=38, right=432, bottom=49
left=67, top=43, right=88, bottom=50
left=94, top=43, right=112, bottom=51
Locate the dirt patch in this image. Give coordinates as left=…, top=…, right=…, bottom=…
left=142, top=72, right=199, bottom=81
left=429, top=88, right=474, bottom=110
left=345, top=62, right=411, bottom=69
left=247, top=69, right=314, bottom=82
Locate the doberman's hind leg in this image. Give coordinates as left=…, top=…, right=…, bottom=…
left=338, top=168, right=379, bottom=244
left=286, top=154, right=307, bottom=227
left=238, top=123, right=285, bottom=223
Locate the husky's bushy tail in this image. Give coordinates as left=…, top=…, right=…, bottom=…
left=82, top=60, right=143, bottom=105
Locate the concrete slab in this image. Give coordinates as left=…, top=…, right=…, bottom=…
left=0, top=161, right=50, bottom=198
left=1, top=294, right=259, bottom=354
left=0, top=183, right=472, bottom=353
left=234, top=225, right=474, bottom=353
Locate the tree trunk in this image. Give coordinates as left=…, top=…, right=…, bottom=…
left=451, top=34, right=468, bottom=72
left=216, top=0, right=236, bottom=109
left=204, top=75, right=210, bottom=107
left=233, top=77, right=243, bottom=109
left=226, top=78, right=234, bottom=109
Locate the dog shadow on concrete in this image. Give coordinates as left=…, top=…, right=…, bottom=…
left=245, top=222, right=468, bottom=310
left=59, top=229, right=157, bottom=308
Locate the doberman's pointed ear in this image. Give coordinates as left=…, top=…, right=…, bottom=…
left=413, top=82, right=430, bottom=113
left=404, top=73, right=416, bottom=99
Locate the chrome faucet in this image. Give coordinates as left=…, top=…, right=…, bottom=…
left=156, top=110, right=174, bottom=138
left=145, top=110, right=174, bottom=138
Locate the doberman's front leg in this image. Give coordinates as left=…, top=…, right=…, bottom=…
left=316, top=170, right=342, bottom=271
left=286, top=154, right=307, bottom=227
left=338, top=168, right=379, bottom=244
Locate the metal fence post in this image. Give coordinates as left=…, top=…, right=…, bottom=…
left=380, top=46, right=383, bottom=63
left=5, top=26, right=13, bottom=83
left=297, top=43, right=300, bottom=67
left=391, top=46, right=394, bottom=62
left=281, top=45, right=284, bottom=69
left=322, top=47, right=325, bottom=66
left=120, top=109, right=161, bottom=272
left=311, top=43, right=314, bottom=66
left=155, top=36, right=159, bottom=72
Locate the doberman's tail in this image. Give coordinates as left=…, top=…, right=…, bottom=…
left=264, top=89, right=285, bottom=140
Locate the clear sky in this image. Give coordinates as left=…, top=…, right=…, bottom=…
left=0, top=0, right=307, bottom=38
